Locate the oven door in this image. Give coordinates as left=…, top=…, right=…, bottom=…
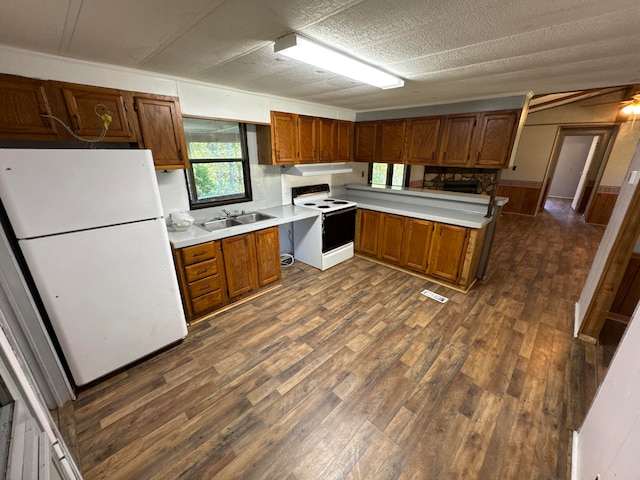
left=322, top=207, right=356, bottom=253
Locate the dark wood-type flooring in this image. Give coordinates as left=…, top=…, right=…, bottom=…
left=58, top=198, right=610, bottom=479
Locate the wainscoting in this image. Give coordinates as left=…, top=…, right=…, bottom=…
left=496, top=180, right=542, bottom=216
left=584, top=186, right=620, bottom=226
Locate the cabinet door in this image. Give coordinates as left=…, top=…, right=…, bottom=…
left=335, top=120, right=353, bottom=162
left=357, top=209, right=382, bottom=256
left=318, top=118, right=336, bottom=162
left=404, top=117, right=441, bottom=165
left=400, top=218, right=433, bottom=272
left=0, top=75, right=59, bottom=140
left=255, top=227, right=282, bottom=287
left=428, top=223, right=469, bottom=282
left=61, top=84, right=135, bottom=141
left=135, top=95, right=189, bottom=169
left=297, top=115, right=317, bottom=163
left=379, top=213, right=405, bottom=263
left=473, top=111, right=518, bottom=168
left=354, top=122, right=377, bottom=162
left=438, top=114, right=477, bottom=166
left=270, top=111, right=298, bottom=165
left=222, top=233, right=259, bottom=298
left=378, top=120, right=406, bottom=163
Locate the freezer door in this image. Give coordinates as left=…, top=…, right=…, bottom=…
left=18, top=218, right=187, bottom=386
left=0, top=149, right=163, bottom=238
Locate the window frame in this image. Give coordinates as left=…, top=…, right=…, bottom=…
left=183, top=118, right=253, bottom=210
left=368, top=162, right=411, bottom=187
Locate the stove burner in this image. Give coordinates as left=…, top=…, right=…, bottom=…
left=323, top=199, right=335, bottom=202
left=304, top=202, right=316, bottom=206
left=318, top=205, right=330, bottom=209
left=333, top=201, right=348, bottom=204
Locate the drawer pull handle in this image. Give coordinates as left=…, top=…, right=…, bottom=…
left=200, top=284, right=210, bottom=290
left=196, top=269, right=208, bottom=274
left=193, top=251, right=206, bottom=257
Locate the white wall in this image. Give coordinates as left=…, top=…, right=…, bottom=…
left=548, top=136, right=595, bottom=198
left=575, top=301, right=640, bottom=479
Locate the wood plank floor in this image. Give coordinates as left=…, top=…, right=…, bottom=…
left=61, top=198, right=608, bottom=479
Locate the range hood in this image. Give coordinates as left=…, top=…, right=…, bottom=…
left=281, top=163, right=353, bottom=176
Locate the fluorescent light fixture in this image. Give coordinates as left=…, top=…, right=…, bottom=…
left=274, top=33, right=404, bottom=90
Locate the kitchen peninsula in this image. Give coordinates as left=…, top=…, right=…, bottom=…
left=338, top=184, right=508, bottom=291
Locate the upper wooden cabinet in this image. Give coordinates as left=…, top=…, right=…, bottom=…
left=354, top=121, right=378, bottom=162
left=335, top=120, right=353, bottom=162
left=0, top=74, right=59, bottom=140
left=134, top=94, right=189, bottom=169
left=472, top=111, right=518, bottom=168
left=403, top=117, right=441, bottom=165
left=298, top=115, right=318, bottom=164
left=0, top=73, right=191, bottom=170
left=257, top=111, right=353, bottom=165
left=270, top=111, right=298, bottom=165
left=318, top=118, right=336, bottom=162
left=61, top=83, right=136, bottom=141
left=352, top=109, right=519, bottom=168
left=378, top=119, right=406, bottom=163
left=438, top=114, right=478, bottom=167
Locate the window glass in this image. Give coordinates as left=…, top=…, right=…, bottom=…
left=371, top=163, right=389, bottom=186
left=183, top=118, right=252, bottom=208
left=391, top=164, right=405, bottom=187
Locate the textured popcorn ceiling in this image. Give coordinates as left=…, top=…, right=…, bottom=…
left=2, top=0, right=640, bottom=110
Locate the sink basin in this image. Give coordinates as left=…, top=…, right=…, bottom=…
left=197, top=212, right=275, bottom=232
left=232, top=212, right=275, bottom=224
left=198, top=218, right=240, bottom=231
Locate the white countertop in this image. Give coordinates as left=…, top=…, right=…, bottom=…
left=168, top=205, right=319, bottom=249
left=342, top=193, right=492, bottom=228
left=169, top=186, right=508, bottom=248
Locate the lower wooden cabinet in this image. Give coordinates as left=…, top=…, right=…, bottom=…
left=400, top=218, right=433, bottom=272
left=427, top=223, right=469, bottom=282
left=222, top=233, right=259, bottom=298
left=379, top=213, right=405, bottom=263
left=358, top=209, right=383, bottom=256
left=173, top=240, right=228, bottom=322
left=355, top=209, right=486, bottom=289
left=174, top=226, right=282, bottom=322
left=255, top=227, right=282, bottom=287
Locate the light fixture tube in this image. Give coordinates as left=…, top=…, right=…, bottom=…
left=274, top=33, right=404, bottom=90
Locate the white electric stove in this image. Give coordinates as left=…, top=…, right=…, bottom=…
left=292, top=184, right=357, bottom=270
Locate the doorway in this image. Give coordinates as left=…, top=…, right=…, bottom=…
left=538, top=126, right=618, bottom=215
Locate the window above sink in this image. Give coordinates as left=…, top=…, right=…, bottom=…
left=183, top=117, right=253, bottom=209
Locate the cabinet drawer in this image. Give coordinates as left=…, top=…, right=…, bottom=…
left=181, top=242, right=216, bottom=265
left=188, top=274, right=221, bottom=299
left=185, top=259, right=218, bottom=282
left=191, top=289, right=224, bottom=315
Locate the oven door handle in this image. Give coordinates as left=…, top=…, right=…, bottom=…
left=322, top=206, right=357, bottom=218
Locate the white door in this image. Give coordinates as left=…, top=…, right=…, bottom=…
left=18, top=218, right=187, bottom=386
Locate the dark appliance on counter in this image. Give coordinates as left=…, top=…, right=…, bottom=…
left=442, top=179, right=479, bottom=194
left=292, top=184, right=357, bottom=270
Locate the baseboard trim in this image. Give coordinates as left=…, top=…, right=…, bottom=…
left=571, top=430, right=579, bottom=480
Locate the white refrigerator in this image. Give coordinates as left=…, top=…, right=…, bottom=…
left=0, top=149, right=188, bottom=386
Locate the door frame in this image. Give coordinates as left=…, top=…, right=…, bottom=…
left=537, top=125, right=618, bottom=214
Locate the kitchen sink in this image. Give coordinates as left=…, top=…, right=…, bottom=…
left=198, top=218, right=241, bottom=231
left=231, top=212, right=275, bottom=224
left=197, top=212, right=275, bottom=232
